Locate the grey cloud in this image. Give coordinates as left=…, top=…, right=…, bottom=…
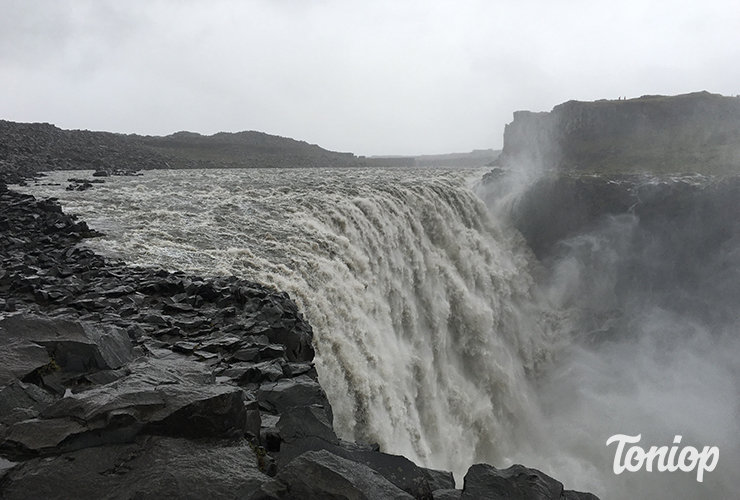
left=1, top=0, right=738, bottom=155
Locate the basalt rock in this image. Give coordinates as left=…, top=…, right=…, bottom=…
left=0, top=436, right=269, bottom=500
left=255, top=449, right=415, bottom=500
left=563, top=492, right=601, bottom=500
left=0, top=314, right=134, bottom=375
left=462, top=463, right=563, bottom=500
left=460, top=463, right=600, bottom=500
left=421, top=467, right=456, bottom=492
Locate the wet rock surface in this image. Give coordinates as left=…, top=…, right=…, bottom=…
left=501, top=172, right=740, bottom=261
left=483, top=170, right=740, bottom=334
left=461, top=464, right=598, bottom=500
left=0, top=181, right=600, bottom=498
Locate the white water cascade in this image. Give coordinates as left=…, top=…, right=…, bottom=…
left=21, top=167, right=557, bottom=477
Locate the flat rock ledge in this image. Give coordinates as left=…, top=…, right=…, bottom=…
left=0, top=181, right=600, bottom=500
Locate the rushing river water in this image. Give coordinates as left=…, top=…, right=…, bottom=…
left=18, top=167, right=740, bottom=499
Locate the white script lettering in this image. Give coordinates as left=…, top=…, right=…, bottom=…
left=606, top=434, right=719, bottom=482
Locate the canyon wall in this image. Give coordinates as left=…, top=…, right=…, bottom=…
left=496, top=91, right=740, bottom=174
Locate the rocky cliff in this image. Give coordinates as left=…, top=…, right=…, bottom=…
left=481, top=92, right=740, bottom=373
left=496, top=91, right=740, bottom=174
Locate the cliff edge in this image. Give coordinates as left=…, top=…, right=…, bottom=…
left=496, top=91, right=740, bottom=174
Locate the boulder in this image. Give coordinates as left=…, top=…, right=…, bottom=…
left=461, top=463, right=564, bottom=500
left=421, top=466, right=456, bottom=492
left=240, top=360, right=285, bottom=384
left=3, top=417, right=87, bottom=454
left=563, top=492, right=601, bottom=500
left=43, top=356, right=245, bottom=433
left=0, top=357, right=247, bottom=457
left=256, top=375, right=332, bottom=422
left=0, top=436, right=269, bottom=500
left=275, top=433, right=434, bottom=500
left=256, top=449, right=414, bottom=500
left=0, top=381, right=56, bottom=426
left=433, top=490, right=462, bottom=500
left=276, top=404, right=338, bottom=446
left=0, top=335, right=51, bottom=386
left=348, top=449, right=434, bottom=500
left=261, top=324, right=314, bottom=363
left=0, top=314, right=134, bottom=377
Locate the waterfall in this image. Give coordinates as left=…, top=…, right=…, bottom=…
left=20, top=167, right=740, bottom=499
left=20, top=167, right=556, bottom=478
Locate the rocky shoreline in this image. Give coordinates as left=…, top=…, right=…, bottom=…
left=0, top=176, right=602, bottom=500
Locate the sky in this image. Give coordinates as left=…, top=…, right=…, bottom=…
left=1, top=0, right=739, bottom=156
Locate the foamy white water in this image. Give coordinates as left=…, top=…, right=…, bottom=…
left=19, top=167, right=740, bottom=499
left=23, top=168, right=554, bottom=473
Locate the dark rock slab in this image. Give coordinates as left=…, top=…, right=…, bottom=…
left=421, top=466, right=456, bottom=492
left=283, top=362, right=316, bottom=378
left=275, top=435, right=434, bottom=499
left=461, top=463, right=565, bottom=500
left=0, top=357, right=247, bottom=456
left=0, top=381, right=56, bottom=426
left=0, top=314, right=134, bottom=375
left=240, top=360, right=286, bottom=384
left=0, top=436, right=269, bottom=500
left=232, top=346, right=261, bottom=362
left=3, top=417, right=87, bottom=453
left=257, top=449, right=414, bottom=500
left=147, top=386, right=246, bottom=439
left=244, top=399, right=261, bottom=440
left=256, top=375, right=332, bottom=422
left=0, top=334, right=51, bottom=386
left=259, top=343, right=286, bottom=359
left=199, top=335, right=242, bottom=353
left=433, top=490, right=462, bottom=500
left=262, top=324, right=314, bottom=363
left=276, top=404, right=338, bottom=446
left=349, top=449, right=434, bottom=500
left=563, top=491, right=601, bottom=500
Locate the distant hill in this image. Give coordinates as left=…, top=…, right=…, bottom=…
left=414, top=149, right=500, bottom=167
left=495, top=91, right=740, bottom=174
left=139, top=130, right=359, bottom=169
left=366, top=149, right=500, bottom=168
left=0, top=121, right=364, bottom=183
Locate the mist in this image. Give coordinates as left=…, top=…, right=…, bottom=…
left=477, top=171, right=740, bottom=499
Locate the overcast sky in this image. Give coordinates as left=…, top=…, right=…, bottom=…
left=1, top=0, right=738, bottom=156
